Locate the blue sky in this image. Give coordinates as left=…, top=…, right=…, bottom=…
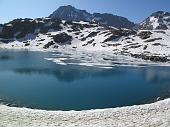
left=0, top=0, right=169, bottom=23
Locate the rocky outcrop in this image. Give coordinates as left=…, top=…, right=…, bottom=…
left=52, top=33, right=72, bottom=44
left=137, top=31, right=152, bottom=39
left=130, top=53, right=169, bottom=62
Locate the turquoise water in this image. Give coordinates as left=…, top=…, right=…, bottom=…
left=0, top=50, right=170, bottom=111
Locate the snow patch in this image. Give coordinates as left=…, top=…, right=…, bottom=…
left=150, top=16, right=159, bottom=29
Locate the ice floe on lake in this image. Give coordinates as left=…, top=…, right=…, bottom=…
left=44, top=49, right=170, bottom=69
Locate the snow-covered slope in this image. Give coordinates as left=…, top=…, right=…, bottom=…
left=49, top=5, right=135, bottom=29
left=1, top=18, right=170, bottom=64
left=0, top=18, right=135, bottom=52
left=116, top=30, right=170, bottom=62
left=139, top=11, right=170, bottom=30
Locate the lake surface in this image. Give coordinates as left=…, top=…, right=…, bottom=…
left=0, top=50, right=170, bottom=111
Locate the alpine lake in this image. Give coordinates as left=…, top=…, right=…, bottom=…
left=0, top=49, right=170, bottom=111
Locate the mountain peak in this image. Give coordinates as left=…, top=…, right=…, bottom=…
left=49, top=5, right=91, bottom=22
left=151, top=11, right=170, bottom=18
left=49, top=5, right=135, bottom=29
left=62, top=5, right=74, bottom=8
left=152, top=11, right=165, bottom=15
left=57, top=5, right=77, bottom=12
left=139, top=11, right=170, bottom=30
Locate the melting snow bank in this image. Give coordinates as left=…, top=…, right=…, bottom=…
left=0, top=99, right=170, bottom=127
left=44, top=49, right=170, bottom=69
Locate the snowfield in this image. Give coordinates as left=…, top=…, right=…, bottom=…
left=0, top=99, right=170, bottom=127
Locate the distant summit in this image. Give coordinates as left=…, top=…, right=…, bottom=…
left=138, top=11, right=170, bottom=30
left=49, top=5, right=135, bottom=29
left=49, top=5, right=91, bottom=21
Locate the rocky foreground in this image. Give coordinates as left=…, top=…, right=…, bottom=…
left=0, top=99, right=170, bottom=127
